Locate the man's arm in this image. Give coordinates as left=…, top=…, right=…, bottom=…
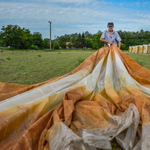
left=118, top=41, right=121, bottom=49
left=100, top=38, right=113, bottom=45
left=116, top=32, right=121, bottom=49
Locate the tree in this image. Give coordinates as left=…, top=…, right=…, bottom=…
left=74, top=39, right=79, bottom=48
left=85, top=31, right=93, bottom=38
left=53, top=41, right=60, bottom=49
left=120, top=43, right=128, bottom=50
left=68, top=42, right=72, bottom=48
left=57, top=36, right=68, bottom=49
left=124, top=34, right=133, bottom=47
left=96, top=30, right=102, bottom=34
left=43, top=38, right=50, bottom=49
left=21, top=29, right=33, bottom=49
left=1, top=25, right=148, bottom=50
left=0, top=31, right=3, bottom=46
left=81, top=32, right=85, bottom=48
left=92, top=33, right=103, bottom=49
left=1, top=25, right=23, bottom=49
left=85, top=37, right=93, bottom=48
left=33, top=32, right=44, bottom=49
left=1, top=25, right=34, bottom=49
left=70, top=33, right=78, bottom=44
left=77, top=33, right=82, bottom=48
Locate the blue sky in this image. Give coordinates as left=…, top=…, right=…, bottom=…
left=0, top=0, right=150, bottom=39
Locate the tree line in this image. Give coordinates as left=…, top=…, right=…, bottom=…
left=0, top=24, right=150, bottom=50
left=0, top=25, right=50, bottom=50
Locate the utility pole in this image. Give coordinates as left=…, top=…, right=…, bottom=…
left=48, top=21, right=51, bottom=50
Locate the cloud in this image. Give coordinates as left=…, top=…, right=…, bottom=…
left=0, top=0, right=150, bottom=38
left=119, top=3, right=124, bottom=6
left=119, top=1, right=150, bottom=8
left=0, top=1, right=110, bottom=24
left=135, top=2, right=140, bottom=6
left=46, top=0, right=92, bottom=3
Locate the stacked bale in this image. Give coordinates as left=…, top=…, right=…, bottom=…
left=128, top=44, right=150, bottom=54
left=135, top=46, right=139, bottom=53
left=139, top=45, right=144, bottom=54
left=132, top=46, right=136, bottom=53
left=131, top=46, right=133, bottom=53
left=143, top=45, right=148, bottom=54
left=129, top=46, right=132, bottom=53
left=147, top=44, right=150, bottom=54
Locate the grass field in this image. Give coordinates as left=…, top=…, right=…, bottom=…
left=0, top=49, right=150, bottom=85
left=127, top=53, right=150, bottom=69
left=0, top=50, right=96, bottom=84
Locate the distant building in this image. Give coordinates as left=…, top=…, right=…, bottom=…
left=66, top=42, right=74, bottom=49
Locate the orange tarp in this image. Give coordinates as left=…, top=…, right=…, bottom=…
left=0, top=45, right=150, bottom=150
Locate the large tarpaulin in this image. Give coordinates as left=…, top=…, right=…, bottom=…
left=1, top=44, right=150, bottom=150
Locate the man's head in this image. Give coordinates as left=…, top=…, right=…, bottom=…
left=107, top=22, right=114, bottom=31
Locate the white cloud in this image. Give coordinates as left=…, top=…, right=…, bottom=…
left=46, top=0, right=92, bottom=3
left=0, top=1, right=150, bottom=38
left=120, top=1, right=150, bottom=7
left=119, top=3, right=124, bottom=6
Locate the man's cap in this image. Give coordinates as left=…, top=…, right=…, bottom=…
left=107, top=22, right=114, bottom=27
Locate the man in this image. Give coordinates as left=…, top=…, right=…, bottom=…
left=100, top=22, right=121, bottom=49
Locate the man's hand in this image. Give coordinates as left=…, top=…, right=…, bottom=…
left=108, top=42, right=113, bottom=45
left=100, top=38, right=113, bottom=45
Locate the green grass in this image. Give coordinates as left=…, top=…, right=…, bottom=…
left=121, top=50, right=128, bottom=52
left=127, top=53, right=150, bottom=69
left=0, top=50, right=96, bottom=85
left=0, top=48, right=96, bottom=52
left=48, top=49, right=97, bottom=52
left=0, top=47, right=10, bottom=50
left=0, top=50, right=150, bottom=85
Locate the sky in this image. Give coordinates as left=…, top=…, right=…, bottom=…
left=0, top=0, right=150, bottom=39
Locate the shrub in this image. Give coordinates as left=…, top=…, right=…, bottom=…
left=31, top=45, right=39, bottom=50
left=10, top=47, right=15, bottom=50
left=53, top=41, right=60, bottom=49
left=121, top=43, right=128, bottom=50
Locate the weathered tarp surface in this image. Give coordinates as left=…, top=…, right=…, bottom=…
left=1, top=44, right=150, bottom=150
